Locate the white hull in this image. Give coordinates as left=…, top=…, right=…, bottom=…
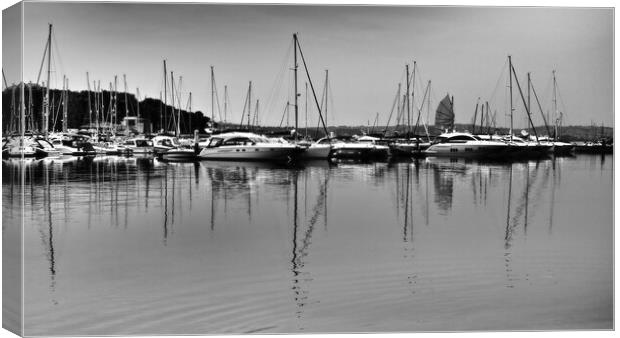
left=390, top=142, right=431, bottom=156
left=161, top=149, right=197, bottom=160
left=54, top=145, right=97, bottom=156
left=199, top=145, right=299, bottom=161
left=300, top=144, right=332, bottom=159
left=5, top=146, right=37, bottom=158
left=129, top=147, right=153, bottom=154
left=332, top=143, right=389, bottom=159
left=425, top=143, right=508, bottom=158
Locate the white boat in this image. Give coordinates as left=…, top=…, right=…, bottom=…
left=501, top=136, right=552, bottom=158
left=298, top=138, right=333, bottom=159
left=536, top=136, right=574, bottom=155
left=389, top=138, right=432, bottom=157
left=2, top=136, right=62, bottom=158
left=122, top=137, right=154, bottom=154
left=331, top=135, right=389, bottom=160
left=31, top=137, right=62, bottom=157
left=2, top=138, right=37, bottom=158
left=49, top=133, right=97, bottom=156
left=198, top=132, right=301, bottom=161
left=91, top=140, right=133, bottom=155
left=152, top=135, right=197, bottom=161
left=424, top=132, right=509, bottom=158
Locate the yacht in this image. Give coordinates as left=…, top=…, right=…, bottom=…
left=424, top=132, right=509, bottom=158
left=389, top=138, right=432, bottom=157
left=2, top=137, right=37, bottom=158
left=152, top=135, right=197, bottom=161
left=49, top=133, right=97, bottom=156
left=502, top=136, right=552, bottom=158
left=298, top=137, right=333, bottom=159
left=2, top=136, right=62, bottom=158
left=122, top=137, right=154, bottom=155
left=534, top=136, right=575, bottom=155
left=198, top=132, right=301, bottom=161
left=331, top=135, right=389, bottom=160
left=91, top=140, right=133, bottom=155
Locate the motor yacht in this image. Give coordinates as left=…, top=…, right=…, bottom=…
left=198, top=132, right=301, bottom=161
left=424, top=132, right=509, bottom=158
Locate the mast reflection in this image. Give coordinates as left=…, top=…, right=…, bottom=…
left=289, top=163, right=330, bottom=328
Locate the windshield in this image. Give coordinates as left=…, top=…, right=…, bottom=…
left=208, top=138, right=223, bottom=147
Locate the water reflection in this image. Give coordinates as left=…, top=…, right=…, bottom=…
left=2, top=153, right=612, bottom=334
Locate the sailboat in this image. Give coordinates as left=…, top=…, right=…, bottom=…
left=501, top=57, right=552, bottom=158
left=3, top=24, right=65, bottom=158
left=281, top=33, right=334, bottom=160
left=547, top=70, right=574, bottom=155
left=389, top=62, right=432, bottom=157
left=154, top=66, right=197, bottom=161
left=299, top=70, right=333, bottom=159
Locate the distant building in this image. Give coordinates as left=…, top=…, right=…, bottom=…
left=122, top=117, right=152, bottom=134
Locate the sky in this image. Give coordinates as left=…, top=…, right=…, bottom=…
left=4, top=2, right=614, bottom=128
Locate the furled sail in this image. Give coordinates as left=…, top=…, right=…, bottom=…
left=434, top=94, right=454, bottom=131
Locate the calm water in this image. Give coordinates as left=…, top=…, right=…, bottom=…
left=2, top=154, right=613, bottom=335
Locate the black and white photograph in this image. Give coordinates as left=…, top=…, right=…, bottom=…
left=1, top=1, right=614, bottom=336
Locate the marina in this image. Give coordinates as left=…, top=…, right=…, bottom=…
left=2, top=3, right=613, bottom=336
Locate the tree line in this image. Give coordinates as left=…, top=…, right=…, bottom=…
left=2, top=83, right=212, bottom=135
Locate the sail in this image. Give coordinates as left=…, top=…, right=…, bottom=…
left=434, top=94, right=454, bottom=131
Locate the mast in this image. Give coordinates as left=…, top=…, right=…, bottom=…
left=95, top=80, right=100, bottom=138
left=305, top=82, right=308, bottom=138
left=2, top=69, right=8, bottom=89
left=411, top=61, right=416, bottom=138
left=163, top=60, right=167, bottom=133
left=136, top=87, right=141, bottom=119
left=405, top=64, right=410, bottom=138
left=223, top=85, right=228, bottom=127
left=486, top=102, right=491, bottom=134
left=44, top=23, right=52, bottom=138
left=552, top=70, right=558, bottom=139
left=324, top=70, right=329, bottom=132
left=28, top=83, right=33, bottom=131
left=295, top=33, right=328, bottom=136
left=254, top=99, right=259, bottom=128
left=108, top=82, right=113, bottom=135
left=527, top=72, right=531, bottom=136
left=171, top=71, right=176, bottom=136
left=472, top=98, right=480, bottom=134
left=508, top=55, right=514, bottom=141
left=426, top=81, right=431, bottom=141
left=113, top=75, right=118, bottom=137
left=247, top=81, right=252, bottom=130
left=510, top=61, right=539, bottom=142
left=210, top=66, right=215, bottom=125
left=177, top=75, right=183, bottom=136
left=189, top=92, right=192, bottom=132
left=62, top=76, right=68, bottom=133
left=293, top=33, right=299, bottom=141
left=530, top=76, right=552, bottom=137
left=123, top=74, right=129, bottom=118
left=20, top=76, right=25, bottom=141
left=86, top=72, right=92, bottom=130
left=480, top=101, right=484, bottom=134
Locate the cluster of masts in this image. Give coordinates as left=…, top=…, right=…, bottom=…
left=1, top=25, right=607, bottom=150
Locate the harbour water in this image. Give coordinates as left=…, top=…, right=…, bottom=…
left=3, top=154, right=613, bottom=335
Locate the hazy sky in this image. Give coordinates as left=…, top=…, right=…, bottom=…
left=8, top=2, right=614, bottom=128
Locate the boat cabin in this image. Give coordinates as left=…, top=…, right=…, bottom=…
left=432, top=133, right=481, bottom=144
